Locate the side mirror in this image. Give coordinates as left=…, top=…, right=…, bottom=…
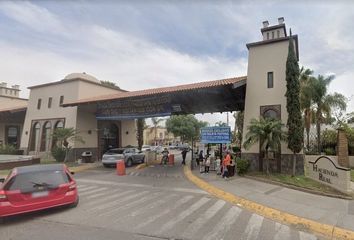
left=0, top=178, right=5, bottom=183
left=70, top=172, right=75, bottom=175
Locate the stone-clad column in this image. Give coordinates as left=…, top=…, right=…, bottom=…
left=337, top=129, right=349, bottom=168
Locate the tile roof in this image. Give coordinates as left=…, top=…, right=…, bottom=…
left=63, top=76, right=247, bottom=107
left=0, top=105, right=27, bottom=113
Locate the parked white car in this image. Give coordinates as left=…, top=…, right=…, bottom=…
left=141, top=145, right=152, bottom=152
left=102, top=148, right=145, bottom=167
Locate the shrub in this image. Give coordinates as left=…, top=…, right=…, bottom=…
left=51, top=147, right=66, bottom=162
left=236, top=158, right=250, bottom=175
left=232, top=146, right=240, bottom=153
left=321, top=129, right=337, bottom=151
left=0, top=144, right=17, bottom=155
left=323, top=147, right=336, bottom=156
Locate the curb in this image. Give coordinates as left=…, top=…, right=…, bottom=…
left=135, top=160, right=162, bottom=170
left=69, top=163, right=99, bottom=173
left=183, top=166, right=354, bottom=240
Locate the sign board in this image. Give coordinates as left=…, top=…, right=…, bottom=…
left=200, top=127, right=231, bottom=144
left=96, top=95, right=172, bottom=120
left=308, top=156, right=352, bottom=194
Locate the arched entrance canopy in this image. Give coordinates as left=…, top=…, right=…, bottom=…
left=62, top=76, right=247, bottom=120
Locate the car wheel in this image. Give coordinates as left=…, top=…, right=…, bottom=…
left=126, top=158, right=133, bottom=167
left=0, top=217, right=4, bottom=224
left=141, top=156, right=145, bottom=163
left=103, top=164, right=109, bottom=168
left=69, top=197, right=79, bottom=208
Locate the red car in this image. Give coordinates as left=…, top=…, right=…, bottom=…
left=0, top=164, right=79, bottom=220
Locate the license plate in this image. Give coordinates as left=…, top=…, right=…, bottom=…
left=32, top=191, right=49, bottom=198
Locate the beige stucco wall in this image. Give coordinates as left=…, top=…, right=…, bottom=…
left=242, top=40, right=293, bottom=154
left=121, top=120, right=137, bottom=147
left=20, top=81, right=79, bottom=152
left=75, top=107, right=98, bottom=148
left=0, top=96, right=27, bottom=109
left=77, top=81, right=124, bottom=99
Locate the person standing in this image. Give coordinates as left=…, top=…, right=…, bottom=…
left=222, top=151, right=231, bottom=179
left=181, top=148, right=187, bottom=165
left=199, top=150, right=204, bottom=173
left=205, top=156, right=210, bottom=173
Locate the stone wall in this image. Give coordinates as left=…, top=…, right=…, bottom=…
left=0, top=157, right=40, bottom=170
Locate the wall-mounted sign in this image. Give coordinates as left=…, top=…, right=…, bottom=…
left=96, top=95, right=171, bottom=120
left=201, top=127, right=231, bottom=144
left=308, top=156, right=352, bottom=194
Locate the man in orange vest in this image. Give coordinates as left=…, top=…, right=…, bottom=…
left=222, top=151, right=231, bottom=179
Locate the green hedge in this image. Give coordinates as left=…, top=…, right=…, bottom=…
left=236, top=158, right=250, bottom=175
left=0, top=145, right=17, bottom=155
left=51, top=147, right=66, bottom=162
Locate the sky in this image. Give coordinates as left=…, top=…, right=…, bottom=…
left=0, top=0, right=354, bottom=128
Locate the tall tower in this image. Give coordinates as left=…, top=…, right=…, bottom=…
left=241, top=18, right=301, bottom=174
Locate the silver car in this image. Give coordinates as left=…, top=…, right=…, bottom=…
left=102, top=148, right=145, bottom=167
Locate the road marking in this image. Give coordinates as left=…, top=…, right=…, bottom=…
left=274, top=222, right=291, bottom=240
left=85, top=190, right=114, bottom=200
left=80, top=190, right=135, bottom=207
left=299, top=231, right=317, bottom=240
left=135, top=195, right=194, bottom=229
left=88, top=191, right=150, bottom=213
left=78, top=186, right=97, bottom=192
left=182, top=199, right=226, bottom=239
left=128, top=193, right=178, bottom=217
left=242, top=214, right=264, bottom=240
left=101, top=192, right=162, bottom=217
left=204, top=206, right=242, bottom=240
left=79, top=187, right=108, bottom=196
left=156, top=197, right=211, bottom=235
left=76, top=178, right=207, bottom=194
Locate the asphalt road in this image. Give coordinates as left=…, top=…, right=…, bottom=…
left=0, top=155, right=322, bottom=240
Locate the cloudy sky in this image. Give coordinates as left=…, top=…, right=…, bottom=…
left=0, top=0, right=353, bottom=127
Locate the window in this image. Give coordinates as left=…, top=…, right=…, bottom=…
left=37, top=99, right=42, bottom=110
left=40, top=121, right=52, bottom=152
left=272, top=31, right=274, bottom=39
left=277, top=30, right=280, bottom=38
left=48, top=97, right=52, bottom=108
left=267, top=72, right=274, bottom=88
left=266, top=32, right=269, bottom=40
left=30, top=122, right=41, bottom=151
left=59, top=95, right=64, bottom=106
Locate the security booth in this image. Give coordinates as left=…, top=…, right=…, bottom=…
left=200, top=127, right=235, bottom=176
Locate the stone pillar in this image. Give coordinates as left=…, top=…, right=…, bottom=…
left=337, top=129, right=349, bottom=167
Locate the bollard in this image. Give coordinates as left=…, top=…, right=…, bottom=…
left=168, top=154, right=174, bottom=165
left=116, top=159, right=126, bottom=176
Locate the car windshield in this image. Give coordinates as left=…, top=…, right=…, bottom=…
left=5, top=170, right=70, bottom=192
left=105, top=149, right=124, bottom=154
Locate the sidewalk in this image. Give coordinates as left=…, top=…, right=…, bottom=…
left=191, top=168, right=354, bottom=233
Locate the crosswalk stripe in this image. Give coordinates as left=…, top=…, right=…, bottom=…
left=78, top=186, right=97, bottom=192
left=79, top=187, right=108, bottom=196
left=101, top=192, right=163, bottom=218
left=80, top=190, right=135, bottom=207
left=88, top=191, right=150, bottom=213
left=299, top=231, right=317, bottom=240
left=182, top=199, right=226, bottom=239
left=274, top=223, right=291, bottom=240
left=135, top=195, right=194, bottom=230
left=85, top=190, right=114, bottom=200
left=156, top=197, right=211, bottom=235
left=204, top=206, right=242, bottom=240
left=242, top=214, right=264, bottom=240
left=128, top=193, right=178, bottom=217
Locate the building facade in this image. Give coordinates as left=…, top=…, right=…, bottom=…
left=241, top=18, right=303, bottom=174
left=143, top=127, right=179, bottom=146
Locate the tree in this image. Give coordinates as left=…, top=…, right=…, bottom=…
left=243, top=118, right=286, bottom=175
left=166, top=115, right=208, bottom=141
left=51, top=128, right=84, bottom=162
left=299, top=67, right=314, bottom=150
left=100, top=80, right=120, bottom=89
left=309, top=75, right=347, bottom=152
left=233, top=111, right=244, bottom=149
left=285, top=37, right=303, bottom=176
left=151, top=117, right=164, bottom=145
left=215, top=121, right=228, bottom=127
left=136, top=118, right=146, bottom=150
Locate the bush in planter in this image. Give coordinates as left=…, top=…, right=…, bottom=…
left=51, top=147, right=66, bottom=162
left=0, top=144, right=17, bottom=154
left=323, top=147, right=336, bottom=156
left=236, top=158, right=250, bottom=175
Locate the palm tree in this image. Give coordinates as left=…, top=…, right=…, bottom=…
left=299, top=67, right=314, bottom=150
left=243, top=118, right=286, bottom=175
left=310, top=75, right=347, bottom=152
left=150, top=117, right=164, bottom=145
left=52, top=128, right=84, bottom=162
